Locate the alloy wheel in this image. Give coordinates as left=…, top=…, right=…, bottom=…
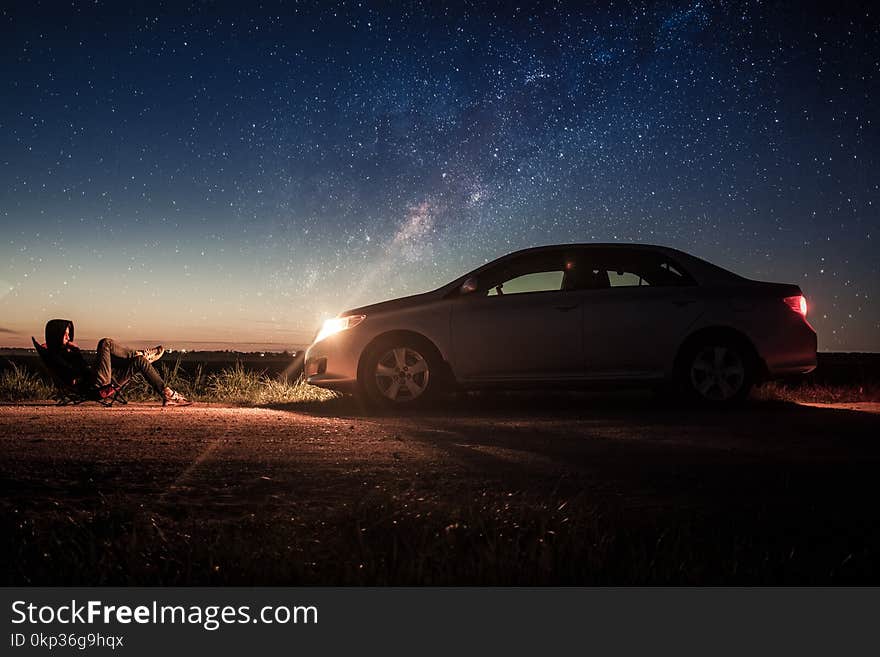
left=374, top=347, right=430, bottom=402
left=689, top=345, right=746, bottom=402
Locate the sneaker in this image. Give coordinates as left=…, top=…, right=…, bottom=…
left=163, top=387, right=192, bottom=406
left=136, top=345, right=165, bottom=363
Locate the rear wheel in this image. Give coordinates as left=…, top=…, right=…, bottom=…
left=359, top=336, right=441, bottom=408
left=681, top=339, right=753, bottom=406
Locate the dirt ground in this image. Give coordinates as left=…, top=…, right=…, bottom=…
left=2, top=394, right=879, bottom=584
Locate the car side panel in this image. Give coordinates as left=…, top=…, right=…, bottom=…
left=582, top=286, right=706, bottom=377
left=449, top=290, right=584, bottom=380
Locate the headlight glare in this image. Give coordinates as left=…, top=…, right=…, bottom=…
left=314, top=314, right=366, bottom=343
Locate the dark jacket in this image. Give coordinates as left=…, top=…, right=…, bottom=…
left=44, top=319, right=93, bottom=387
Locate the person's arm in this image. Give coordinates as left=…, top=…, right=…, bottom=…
left=52, top=346, right=92, bottom=386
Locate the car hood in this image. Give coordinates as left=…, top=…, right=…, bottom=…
left=341, top=288, right=447, bottom=317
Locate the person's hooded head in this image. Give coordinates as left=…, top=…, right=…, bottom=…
left=45, top=319, right=74, bottom=353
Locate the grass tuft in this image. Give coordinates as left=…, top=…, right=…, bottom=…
left=205, top=361, right=336, bottom=404
left=755, top=381, right=880, bottom=404
left=0, top=361, right=52, bottom=401
left=120, top=359, right=336, bottom=405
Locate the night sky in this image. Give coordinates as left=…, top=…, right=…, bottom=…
left=1, top=1, right=877, bottom=351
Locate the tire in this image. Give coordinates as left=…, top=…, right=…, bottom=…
left=358, top=336, right=443, bottom=408
left=679, top=337, right=754, bottom=406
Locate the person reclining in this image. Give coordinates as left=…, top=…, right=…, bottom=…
left=44, top=319, right=192, bottom=406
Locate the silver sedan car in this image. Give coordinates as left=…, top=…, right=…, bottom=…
left=304, top=244, right=817, bottom=406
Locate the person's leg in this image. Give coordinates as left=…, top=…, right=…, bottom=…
left=92, top=339, right=189, bottom=404
left=93, top=337, right=137, bottom=386
left=132, top=357, right=191, bottom=404
left=118, top=355, right=167, bottom=396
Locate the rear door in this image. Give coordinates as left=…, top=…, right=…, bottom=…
left=579, top=249, right=706, bottom=377
left=450, top=249, right=584, bottom=381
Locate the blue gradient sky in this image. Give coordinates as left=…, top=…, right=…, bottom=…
left=1, top=1, right=877, bottom=351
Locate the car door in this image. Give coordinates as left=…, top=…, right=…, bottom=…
left=450, top=250, right=584, bottom=381
left=579, top=249, right=706, bottom=378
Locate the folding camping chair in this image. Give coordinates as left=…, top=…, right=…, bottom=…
left=31, top=337, right=130, bottom=406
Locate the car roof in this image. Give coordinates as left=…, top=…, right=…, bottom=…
left=490, top=242, right=690, bottom=258
left=454, top=243, right=746, bottom=287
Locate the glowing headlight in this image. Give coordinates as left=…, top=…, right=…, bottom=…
left=314, top=315, right=366, bottom=343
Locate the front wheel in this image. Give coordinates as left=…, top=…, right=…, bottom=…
left=359, top=337, right=441, bottom=408
left=681, top=340, right=754, bottom=406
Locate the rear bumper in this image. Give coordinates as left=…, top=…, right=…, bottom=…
left=759, top=319, right=818, bottom=379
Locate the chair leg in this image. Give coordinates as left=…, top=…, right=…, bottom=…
left=55, top=388, right=77, bottom=405
left=111, top=378, right=130, bottom=405
left=98, top=379, right=130, bottom=406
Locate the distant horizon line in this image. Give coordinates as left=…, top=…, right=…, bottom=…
left=0, top=340, right=311, bottom=352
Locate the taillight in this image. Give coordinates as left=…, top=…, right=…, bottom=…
left=784, top=295, right=807, bottom=318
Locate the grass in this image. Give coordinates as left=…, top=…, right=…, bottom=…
left=0, top=361, right=52, bottom=402
left=0, top=358, right=337, bottom=406
left=755, top=381, right=880, bottom=404
left=4, top=491, right=878, bottom=585
left=203, top=361, right=337, bottom=405
left=2, top=357, right=877, bottom=405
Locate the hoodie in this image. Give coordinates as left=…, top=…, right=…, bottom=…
left=44, top=319, right=92, bottom=386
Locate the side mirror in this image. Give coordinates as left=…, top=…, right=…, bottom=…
left=460, top=276, right=478, bottom=295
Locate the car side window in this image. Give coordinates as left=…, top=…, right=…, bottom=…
left=478, top=251, right=577, bottom=297
left=580, top=251, right=695, bottom=289
left=608, top=270, right=648, bottom=287
left=486, top=270, right=565, bottom=296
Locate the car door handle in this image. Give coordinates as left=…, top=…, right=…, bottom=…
left=555, top=304, right=579, bottom=312
left=672, top=299, right=697, bottom=307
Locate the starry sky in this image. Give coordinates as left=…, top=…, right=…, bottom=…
left=1, top=1, right=877, bottom=351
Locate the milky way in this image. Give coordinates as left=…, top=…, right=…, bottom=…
left=1, top=1, right=877, bottom=350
